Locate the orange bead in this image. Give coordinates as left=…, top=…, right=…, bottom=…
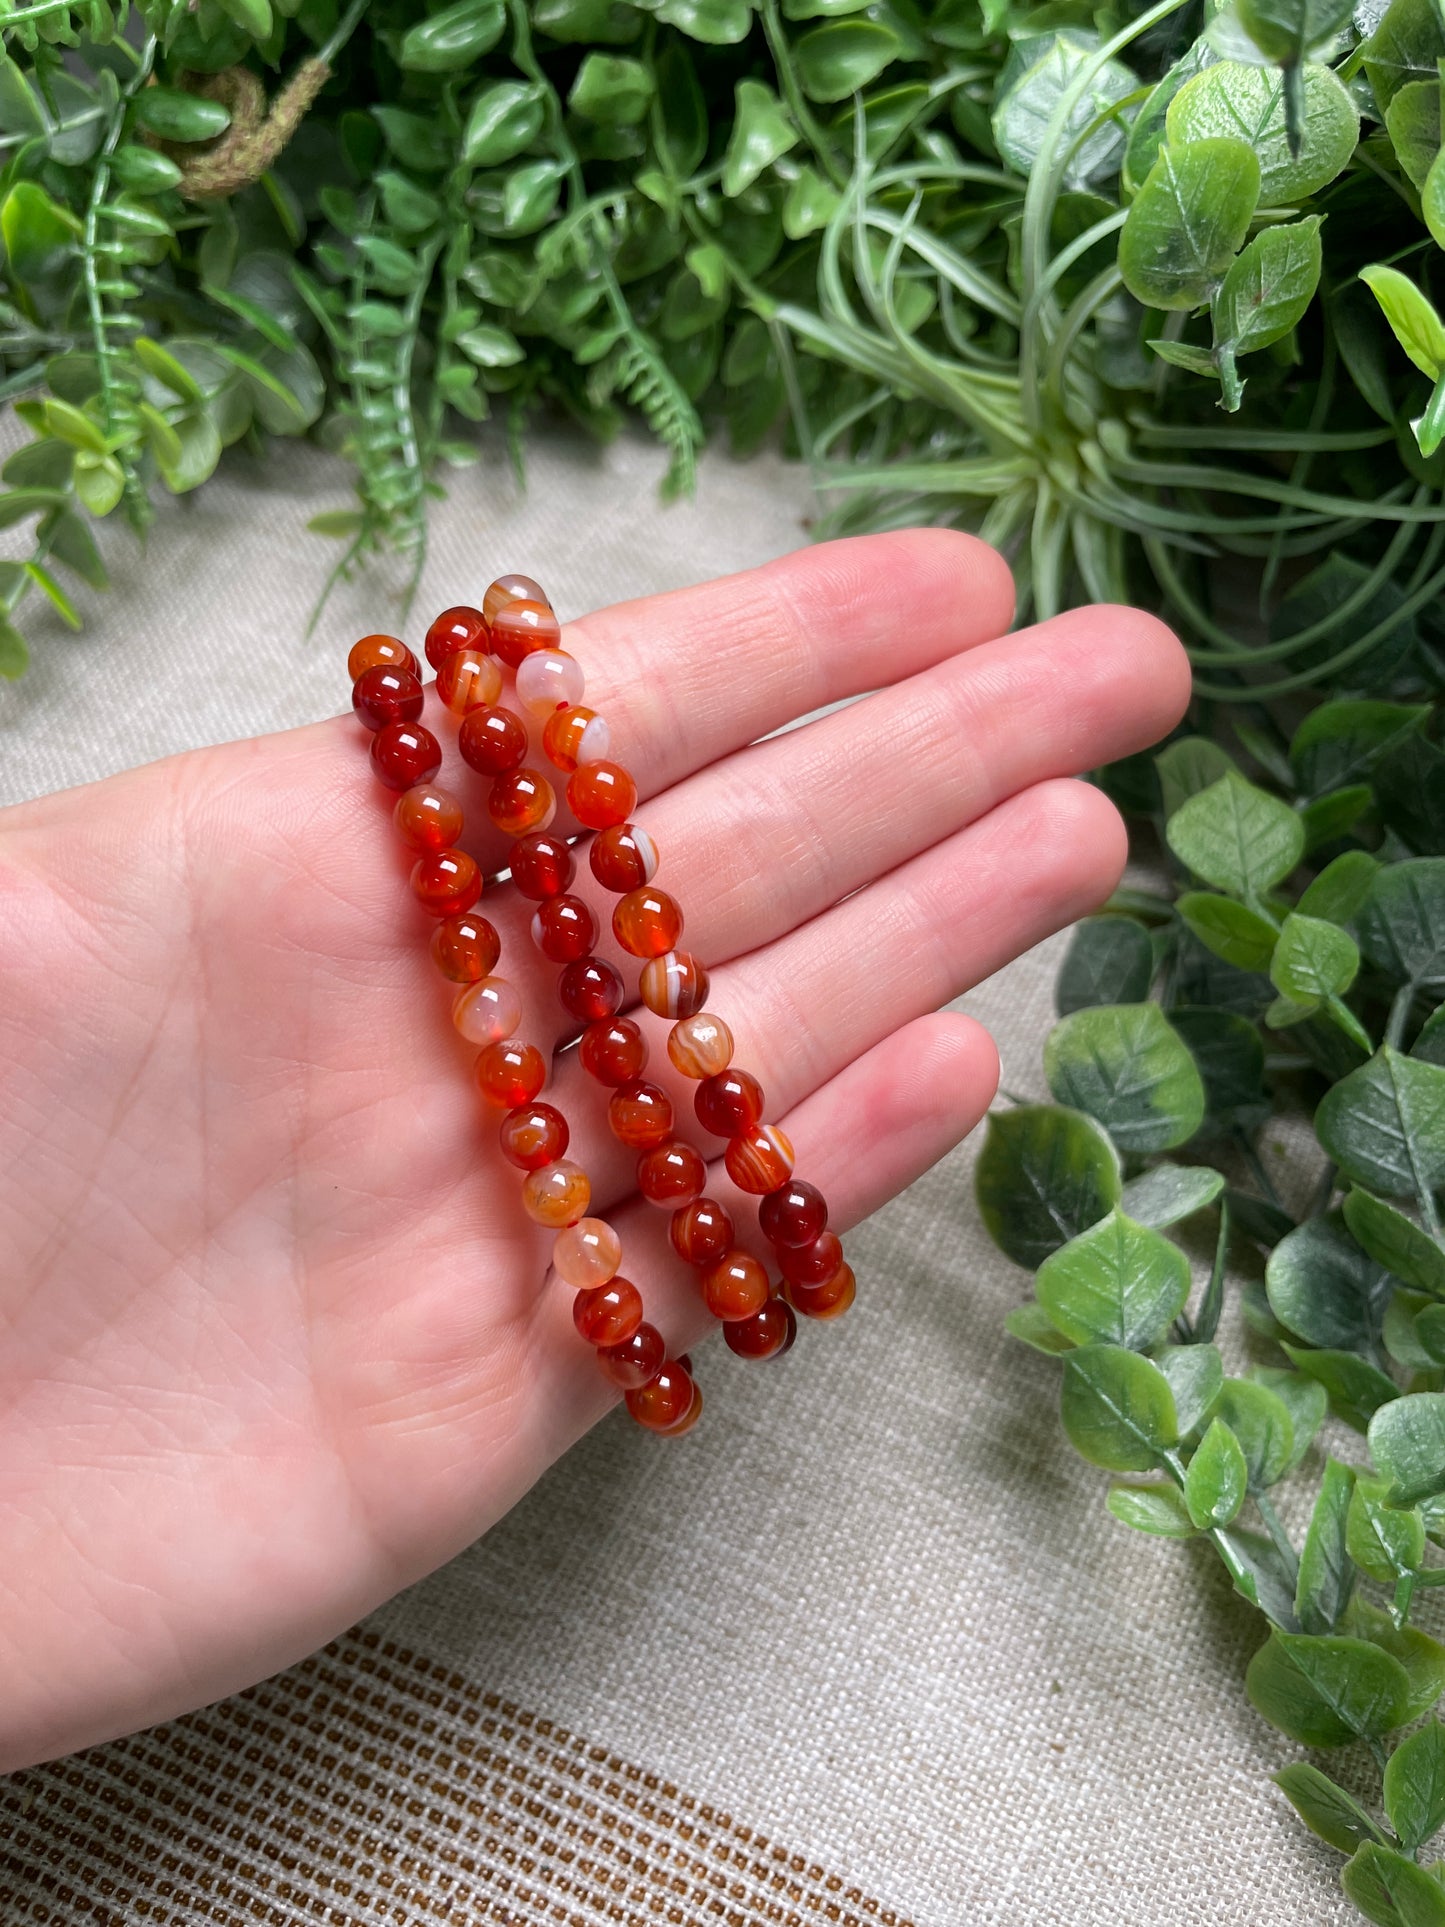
left=695, top=1069, right=764, bottom=1138
left=510, top=831, right=574, bottom=900
left=490, top=769, right=556, bottom=837
left=701, top=1249, right=770, bottom=1322
left=670, top=1197, right=734, bottom=1268
left=568, top=761, right=637, bottom=831
left=785, top=1261, right=855, bottom=1321
left=394, top=783, right=464, bottom=854
left=436, top=649, right=502, bottom=715
left=516, top=648, right=585, bottom=719
left=483, top=572, right=550, bottom=621
left=579, top=1017, right=648, bottom=1087
left=608, top=1079, right=674, bottom=1150
left=559, top=956, right=624, bottom=1023
left=353, top=665, right=423, bottom=731
left=759, top=1179, right=829, bottom=1249
left=667, top=1012, right=734, bottom=1080
left=498, top=1101, right=568, bottom=1171
left=453, top=975, right=522, bottom=1045
left=724, top=1296, right=797, bottom=1360
left=530, top=894, right=596, bottom=963
left=613, top=886, right=682, bottom=959
left=371, top=721, right=441, bottom=791
left=491, top=598, right=560, bottom=668
left=411, top=847, right=481, bottom=918
left=779, top=1230, right=844, bottom=1288
left=664, top=1382, right=704, bottom=1435
left=598, top=1320, right=665, bottom=1390
left=425, top=604, right=488, bottom=670
left=431, top=912, right=500, bottom=983
left=475, top=1038, right=547, bottom=1107
left=458, top=704, right=527, bottom=777
left=637, top=1139, right=706, bottom=1206
left=553, top=1217, right=622, bottom=1289
left=574, top=1278, right=643, bottom=1348
left=726, top=1125, right=794, bottom=1194
left=543, top=705, right=611, bottom=773
left=349, top=633, right=418, bottom=681
left=590, top=822, right=660, bottom=893
left=522, top=1159, right=591, bottom=1227
left=639, top=950, right=709, bottom=1019
left=626, top=1362, right=697, bottom=1433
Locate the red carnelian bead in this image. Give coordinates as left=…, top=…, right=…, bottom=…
left=626, top=1362, right=696, bottom=1432
left=598, top=1321, right=665, bottom=1390
left=484, top=572, right=550, bottom=621
left=497, top=1101, right=568, bottom=1171
left=785, top=1261, right=856, bottom=1321
left=724, top=1296, right=797, bottom=1360
left=349, top=633, right=417, bottom=681
left=639, top=951, right=709, bottom=1020
left=436, top=649, right=502, bottom=716
left=637, top=1139, right=706, bottom=1206
left=574, top=1278, right=643, bottom=1348
left=543, top=705, right=611, bottom=773
left=510, top=831, right=574, bottom=900
left=491, top=598, right=560, bottom=668
left=701, top=1249, right=770, bottom=1322
left=567, top=761, right=637, bottom=831
left=352, top=664, right=424, bottom=731
left=475, top=1038, right=547, bottom=1107
left=589, top=822, right=659, bottom=893
left=531, top=893, right=596, bottom=963
left=608, top=1079, right=674, bottom=1150
left=667, top=1012, right=734, bottom=1080
left=371, top=721, right=441, bottom=790
left=490, top=769, right=556, bottom=837
left=670, top=1197, right=734, bottom=1268
left=411, top=848, right=482, bottom=918
left=726, top=1125, right=795, bottom=1195
left=458, top=705, right=528, bottom=777
left=431, top=912, right=500, bottom=983
left=664, top=1381, right=704, bottom=1435
left=559, top=955, right=624, bottom=1023
left=613, top=886, right=682, bottom=959
left=779, top=1230, right=844, bottom=1288
left=759, top=1178, right=829, bottom=1249
left=393, top=783, right=464, bottom=854
left=425, top=604, right=487, bottom=670
left=522, top=1159, right=590, bottom=1226
left=694, top=1068, right=764, bottom=1139
left=579, top=1017, right=647, bottom=1086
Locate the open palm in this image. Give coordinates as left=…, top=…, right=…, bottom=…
left=0, top=530, right=1189, bottom=1773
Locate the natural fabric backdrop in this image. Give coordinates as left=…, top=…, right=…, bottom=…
left=0, top=431, right=1355, bottom=1926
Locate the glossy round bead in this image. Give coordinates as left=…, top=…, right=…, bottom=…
left=491, top=598, right=561, bottom=668
left=553, top=1216, right=622, bottom=1289
left=695, top=1068, right=764, bottom=1139
left=579, top=1017, right=647, bottom=1087
left=349, top=633, right=417, bottom=681
left=393, top=783, right=464, bottom=854
left=785, top=1261, right=856, bottom=1321
left=521, top=1159, right=591, bottom=1227
left=411, top=847, right=482, bottom=918
left=726, top=1124, right=794, bottom=1194
left=353, top=664, right=424, bottom=731
left=608, top=1079, right=674, bottom=1150
left=626, top=1362, right=697, bottom=1433
left=490, top=769, right=556, bottom=837
left=475, top=1038, right=547, bottom=1107
left=425, top=603, right=488, bottom=670
left=458, top=705, right=528, bottom=778
left=637, top=1139, right=706, bottom=1207
left=371, top=721, right=441, bottom=791
left=613, top=886, right=682, bottom=959
left=638, top=950, right=709, bottom=1020
left=568, top=761, right=637, bottom=832
left=431, top=912, right=500, bottom=983
left=510, top=832, right=574, bottom=901
left=589, top=822, right=659, bottom=893
left=597, top=1321, right=665, bottom=1390
left=483, top=572, right=550, bottom=621
left=516, top=649, right=585, bottom=720
left=452, top=975, right=522, bottom=1045
left=543, top=706, right=611, bottom=773
left=573, top=1278, right=642, bottom=1348
left=558, top=956, right=624, bottom=1023
left=669, top=1197, right=734, bottom=1268
left=759, top=1179, right=829, bottom=1250
left=701, top=1249, right=770, bottom=1323
left=724, top=1296, right=797, bottom=1360
left=666, top=1012, right=734, bottom=1080
left=530, top=894, right=597, bottom=964
left=779, top=1230, right=844, bottom=1289
left=497, top=1101, right=568, bottom=1171
left=436, top=648, right=502, bottom=716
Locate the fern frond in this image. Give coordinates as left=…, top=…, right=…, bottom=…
left=603, top=333, right=702, bottom=500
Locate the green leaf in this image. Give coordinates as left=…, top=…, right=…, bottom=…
left=22, top=559, right=79, bottom=630
left=974, top=1104, right=1122, bottom=1270
left=722, top=79, right=796, bottom=196
left=1157, top=737, right=1238, bottom=818
left=1178, top=892, right=1281, bottom=971
left=1106, top=1481, right=1197, bottom=1536
left=462, top=81, right=545, bottom=166
left=1172, top=1007, right=1269, bottom=1121
left=1256, top=1366, right=1329, bottom=1470
left=1004, top=1303, right=1076, bottom=1354
left=1276, top=1762, right=1388, bottom=1854
left=1371, top=1393, right=1445, bottom=1505
left=1166, top=769, right=1305, bottom=899
left=1300, top=852, right=1382, bottom=926
left=1185, top=1415, right=1249, bottom=1526
left=1292, top=700, right=1431, bottom=798
left=1366, top=1616, right=1445, bottom=1722
left=1358, top=861, right=1445, bottom=994
left=1246, top=1631, right=1413, bottom=1746
left=377, top=172, right=442, bottom=235
left=454, top=324, right=525, bottom=368
left=1345, top=1190, right=1445, bottom=1298
left=1348, top=1474, right=1426, bottom=1581
left=133, top=87, right=231, bottom=143
left=795, top=19, right=901, bottom=101
left=1036, top=1207, right=1192, bottom=1350
left=1387, top=1722, right=1445, bottom=1852
left=568, top=51, right=654, bottom=123
left=134, top=337, right=204, bottom=405
left=219, top=0, right=272, bottom=36
left=1214, top=219, right=1324, bottom=400
left=398, top=0, right=505, bottom=72
left=1236, top=0, right=1354, bottom=66
left=110, top=145, right=184, bottom=195
left=1, top=181, right=78, bottom=285
left=992, top=30, right=1139, bottom=191
left=1118, top=138, right=1261, bottom=311
left=1296, top=1458, right=1358, bottom=1633
left=1365, top=0, right=1445, bottom=113
left=1362, top=265, right=1445, bottom=379
left=373, top=106, right=453, bottom=172
left=71, top=452, right=124, bottom=517
left=1044, top=1004, right=1206, bottom=1153
left=1286, top=1343, right=1401, bottom=1431
left=1343, top=1842, right=1445, bottom=1927
left=155, top=410, right=222, bottom=495
left=44, top=508, right=106, bottom=590
left=1218, top=1376, right=1294, bottom=1488
left=1386, top=76, right=1442, bottom=188
left=1148, top=338, right=1219, bottom=377
left=649, top=0, right=753, bottom=42
left=1061, top=1344, right=1179, bottom=1471
left=1157, top=1342, right=1226, bottom=1435
left=1119, top=1163, right=1226, bottom=1228
left=782, top=164, right=842, bottom=238
left=1317, top=1047, right=1445, bottom=1200
left=1271, top=911, right=1361, bottom=1014
left=41, top=397, right=105, bottom=454
left=1266, top=1213, right=1395, bottom=1350
left=1055, top=916, right=1154, bottom=1016
left=1167, top=65, right=1356, bottom=205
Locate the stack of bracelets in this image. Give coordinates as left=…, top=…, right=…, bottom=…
left=345, top=572, right=856, bottom=1437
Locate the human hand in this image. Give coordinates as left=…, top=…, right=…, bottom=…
left=0, top=531, right=1190, bottom=1771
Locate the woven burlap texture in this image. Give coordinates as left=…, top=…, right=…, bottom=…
left=0, top=429, right=1357, bottom=1927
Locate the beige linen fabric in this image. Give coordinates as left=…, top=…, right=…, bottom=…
left=0, top=431, right=1357, bottom=1926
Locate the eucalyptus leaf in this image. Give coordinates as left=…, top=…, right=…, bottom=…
left=1157, top=1342, right=1226, bottom=1435
left=1044, top=1003, right=1206, bottom=1153
left=1166, top=64, right=1356, bottom=205
left=1055, top=915, right=1154, bottom=1015
left=974, top=1104, right=1122, bottom=1270
left=1177, top=892, right=1281, bottom=971
left=1342, top=1842, right=1445, bottom=1927
left=1296, top=1457, right=1358, bottom=1633
left=1218, top=1375, right=1295, bottom=1488
left=1246, top=1631, right=1413, bottom=1746
left=1166, top=770, right=1305, bottom=900
left=1186, top=1415, right=1249, bottom=1526
left=1119, top=1163, right=1226, bottom=1228
left=1036, top=1207, right=1192, bottom=1349
left=1316, top=1046, right=1445, bottom=1200
left=1276, top=1762, right=1388, bottom=1854
left=1061, top=1344, right=1179, bottom=1471
left=1106, top=1481, right=1197, bottom=1536
left=1118, top=138, right=1261, bottom=311
left=1370, top=1392, right=1445, bottom=1505
left=1344, top=1189, right=1445, bottom=1297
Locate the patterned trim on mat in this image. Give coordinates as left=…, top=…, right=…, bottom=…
left=1, top=1628, right=916, bottom=1927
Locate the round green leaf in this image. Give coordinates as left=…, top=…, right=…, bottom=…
left=1270, top=910, right=1361, bottom=1011
left=1218, top=1377, right=1294, bottom=1489
left=1061, top=1344, right=1179, bottom=1471
left=399, top=0, right=506, bottom=72
left=1348, top=1475, right=1426, bottom=1581
left=651, top=0, right=752, bottom=42
left=1119, top=1163, right=1225, bottom=1229
left=1343, top=1841, right=1445, bottom=1927
left=1171, top=1007, right=1268, bottom=1120
left=722, top=79, right=797, bottom=196
left=1386, top=75, right=1442, bottom=187
left=1277, top=1762, right=1388, bottom=1855
left=1292, top=701, right=1431, bottom=797
left=1256, top=1366, right=1329, bottom=1470
left=1236, top=0, right=1354, bottom=65
left=973, top=1104, right=1122, bottom=1270
left=1036, top=1207, right=1191, bottom=1350
left=1106, top=1482, right=1197, bottom=1537
left=133, top=87, right=231, bottom=142
left=1157, top=737, right=1238, bottom=818
left=1044, top=1003, right=1206, bottom=1153
left=1296, top=1459, right=1359, bottom=1635
left=462, top=80, right=545, bottom=165
left=1166, top=63, right=1356, bottom=205
left=1371, top=1393, right=1445, bottom=1505
left=1, top=181, right=78, bottom=285
left=1215, top=218, right=1324, bottom=369
left=1358, top=860, right=1445, bottom=993
left=794, top=19, right=901, bottom=102
left=1267, top=1214, right=1394, bottom=1350
left=1385, top=1720, right=1445, bottom=1853
left=992, top=30, right=1139, bottom=190
left=1166, top=769, right=1305, bottom=899
left=1119, top=138, right=1261, bottom=311
left=1156, top=1341, right=1225, bottom=1435
left=455, top=323, right=525, bottom=367
left=1246, top=1631, right=1413, bottom=1746
left=1177, top=892, right=1280, bottom=971
left=1186, top=1415, right=1249, bottom=1527
left=568, top=52, right=654, bottom=124
left=1317, top=1046, right=1445, bottom=1199
left=1365, top=0, right=1445, bottom=114
left=1362, top=264, right=1445, bottom=379
left=1344, top=1189, right=1445, bottom=1297
left=1055, top=916, right=1153, bottom=1015
left=1285, top=1343, right=1400, bottom=1432
left=1004, top=1303, right=1076, bottom=1354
